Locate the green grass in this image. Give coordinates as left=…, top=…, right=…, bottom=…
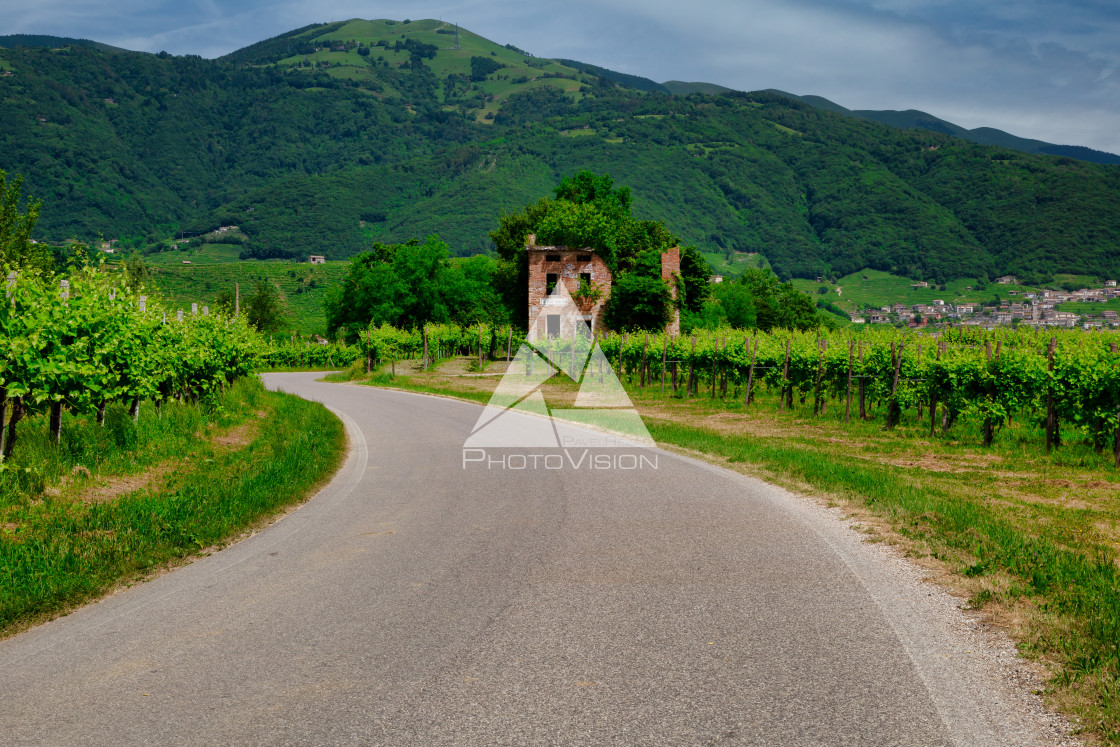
left=795, top=268, right=1119, bottom=316
left=792, top=269, right=1036, bottom=313
left=1059, top=298, right=1120, bottom=315
left=1054, top=273, right=1103, bottom=289
left=146, top=243, right=245, bottom=265
left=0, top=378, right=346, bottom=637
left=792, top=269, right=953, bottom=311
left=702, top=250, right=768, bottom=280
left=274, top=18, right=589, bottom=119
left=767, top=120, right=800, bottom=136
left=559, top=127, right=598, bottom=138
left=146, top=260, right=347, bottom=335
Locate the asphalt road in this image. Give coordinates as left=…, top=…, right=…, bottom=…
left=0, top=373, right=1056, bottom=745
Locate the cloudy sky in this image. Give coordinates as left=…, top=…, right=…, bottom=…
left=6, top=0, right=1119, bottom=154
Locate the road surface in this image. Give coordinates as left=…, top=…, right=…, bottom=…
left=0, top=373, right=1059, bottom=745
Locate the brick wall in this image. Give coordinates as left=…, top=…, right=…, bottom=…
left=660, top=245, right=681, bottom=336
left=526, top=236, right=682, bottom=337
left=527, top=238, right=612, bottom=338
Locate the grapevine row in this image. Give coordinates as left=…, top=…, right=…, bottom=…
left=0, top=268, right=259, bottom=459
left=343, top=320, right=1119, bottom=463
left=600, top=327, right=1120, bottom=462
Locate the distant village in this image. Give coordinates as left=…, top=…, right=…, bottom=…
left=849, top=276, right=1120, bottom=331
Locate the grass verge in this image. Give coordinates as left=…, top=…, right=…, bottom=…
left=342, top=355, right=1119, bottom=744
left=0, top=377, right=346, bottom=638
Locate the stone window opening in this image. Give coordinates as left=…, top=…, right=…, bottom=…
left=546, top=273, right=559, bottom=295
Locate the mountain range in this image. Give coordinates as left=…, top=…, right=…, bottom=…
left=0, top=19, right=1117, bottom=284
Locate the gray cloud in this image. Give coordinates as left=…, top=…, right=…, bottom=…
left=4, top=0, right=1118, bottom=153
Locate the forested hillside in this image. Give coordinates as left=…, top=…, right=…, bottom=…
left=1, top=20, right=1118, bottom=283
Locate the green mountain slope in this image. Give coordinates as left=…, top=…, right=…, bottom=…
left=224, top=19, right=596, bottom=123
left=662, top=81, right=734, bottom=95
left=556, top=59, right=668, bottom=93
left=0, top=34, right=129, bottom=54
left=205, top=89, right=1120, bottom=283
left=1, top=20, right=1118, bottom=285
left=766, top=90, right=1120, bottom=166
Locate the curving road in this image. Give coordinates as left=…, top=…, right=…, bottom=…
left=0, top=373, right=1055, bottom=745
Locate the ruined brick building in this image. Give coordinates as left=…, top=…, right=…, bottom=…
left=526, top=234, right=680, bottom=338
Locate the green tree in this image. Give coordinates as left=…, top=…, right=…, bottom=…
left=603, top=274, right=672, bottom=332
left=324, top=236, right=504, bottom=341
left=489, top=171, right=682, bottom=327
left=245, top=280, right=286, bottom=332
left=678, top=245, right=712, bottom=313
left=733, top=267, right=832, bottom=331
left=214, top=288, right=236, bottom=317
left=553, top=171, right=631, bottom=215
left=124, top=253, right=149, bottom=291
left=0, top=170, right=48, bottom=274
left=708, top=282, right=758, bottom=328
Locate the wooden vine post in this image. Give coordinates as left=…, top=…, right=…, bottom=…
left=858, top=342, right=867, bottom=419
left=0, top=386, right=7, bottom=459
left=687, top=336, right=697, bottom=397
left=885, top=343, right=904, bottom=428
left=639, top=334, right=650, bottom=388
left=422, top=325, right=429, bottom=371
left=720, top=338, right=729, bottom=399
left=48, top=401, right=63, bottom=444
left=982, top=340, right=995, bottom=446
left=779, top=338, right=791, bottom=413
left=570, top=334, right=577, bottom=380
left=365, top=328, right=372, bottom=374
left=845, top=339, right=854, bottom=423
left=744, top=337, right=758, bottom=407
left=478, top=324, right=485, bottom=372
left=621, top=333, right=628, bottom=381
left=3, top=398, right=24, bottom=459
left=1113, top=343, right=1119, bottom=467
left=710, top=338, right=719, bottom=399
left=813, top=338, right=827, bottom=417
left=506, top=327, right=513, bottom=366
left=916, top=344, right=923, bottom=422
left=929, top=341, right=941, bottom=437
left=596, top=334, right=605, bottom=382
left=660, top=335, right=668, bottom=396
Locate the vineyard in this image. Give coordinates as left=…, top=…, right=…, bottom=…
left=350, top=322, right=1120, bottom=466
left=257, top=338, right=361, bottom=371
left=5, top=269, right=1119, bottom=468
left=0, top=267, right=259, bottom=460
